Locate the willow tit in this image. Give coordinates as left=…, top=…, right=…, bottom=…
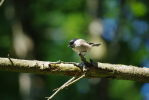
left=68, top=38, right=101, bottom=56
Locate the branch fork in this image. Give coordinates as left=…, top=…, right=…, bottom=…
left=45, top=53, right=89, bottom=100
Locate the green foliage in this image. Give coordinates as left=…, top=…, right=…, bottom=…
left=129, top=2, right=147, bottom=17
left=109, top=80, right=141, bottom=100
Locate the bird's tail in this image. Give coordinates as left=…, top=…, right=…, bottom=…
left=89, top=43, right=102, bottom=46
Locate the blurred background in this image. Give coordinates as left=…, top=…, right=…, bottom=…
left=0, top=0, right=149, bottom=100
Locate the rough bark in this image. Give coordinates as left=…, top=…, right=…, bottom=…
left=0, top=57, right=149, bottom=83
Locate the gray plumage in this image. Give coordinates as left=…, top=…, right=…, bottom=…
left=68, top=38, right=101, bottom=56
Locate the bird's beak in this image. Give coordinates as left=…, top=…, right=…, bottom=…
left=68, top=45, right=71, bottom=47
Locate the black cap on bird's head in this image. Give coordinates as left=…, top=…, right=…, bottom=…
left=68, top=38, right=78, bottom=48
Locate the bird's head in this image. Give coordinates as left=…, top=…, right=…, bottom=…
left=68, top=38, right=78, bottom=48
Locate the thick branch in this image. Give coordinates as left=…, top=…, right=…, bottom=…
left=0, top=57, right=149, bottom=83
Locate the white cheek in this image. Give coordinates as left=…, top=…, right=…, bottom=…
left=74, top=40, right=81, bottom=47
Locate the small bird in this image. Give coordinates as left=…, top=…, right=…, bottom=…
left=68, top=38, right=101, bottom=56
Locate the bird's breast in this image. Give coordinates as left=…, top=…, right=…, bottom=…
left=72, top=44, right=91, bottom=53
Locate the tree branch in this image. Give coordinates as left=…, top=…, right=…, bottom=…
left=0, top=57, right=149, bottom=83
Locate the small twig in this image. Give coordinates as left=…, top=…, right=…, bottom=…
left=78, top=52, right=90, bottom=67
left=45, top=72, right=86, bottom=100
left=0, top=0, right=4, bottom=7
left=78, top=52, right=91, bottom=72
left=53, top=87, right=59, bottom=91
left=65, top=72, right=86, bottom=87
left=45, top=77, right=76, bottom=100
left=53, top=72, right=86, bottom=91
left=8, top=54, right=14, bottom=66
left=78, top=52, right=88, bottom=63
